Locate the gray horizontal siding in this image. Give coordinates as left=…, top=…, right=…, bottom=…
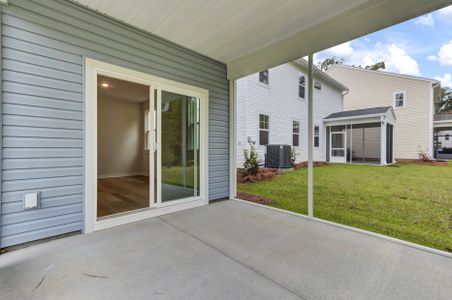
left=1, top=0, right=229, bottom=247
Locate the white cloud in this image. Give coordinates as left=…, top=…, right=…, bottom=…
left=437, top=5, right=452, bottom=19
left=427, top=55, right=437, bottom=61
left=435, top=73, right=452, bottom=88
left=437, top=40, right=452, bottom=65
left=321, top=42, right=354, bottom=58
left=317, top=42, right=420, bottom=75
left=386, top=44, right=420, bottom=75
left=415, top=13, right=435, bottom=26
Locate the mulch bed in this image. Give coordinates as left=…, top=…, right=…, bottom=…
left=397, top=159, right=448, bottom=166
left=238, top=162, right=330, bottom=183
left=236, top=192, right=276, bottom=205
left=293, top=161, right=329, bottom=169
left=238, top=168, right=279, bottom=183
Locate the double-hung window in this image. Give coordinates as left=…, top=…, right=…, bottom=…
left=259, top=114, right=269, bottom=145
left=293, top=121, right=300, bottom=146
left=259, top=70, right=269, bottom=84
left=299, top=75, right=306, bottom=99
left=394, top=92, right=405, bottom=108
left=314, top=125, right=320, bottom=147
left=314, top=80, right=322, bottom=91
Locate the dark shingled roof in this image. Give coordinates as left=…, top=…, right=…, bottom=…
left=434, top=114, right=452, bottom=121
left=324, top=106, right=392, bottom=120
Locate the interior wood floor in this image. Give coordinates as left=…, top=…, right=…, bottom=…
left=97, top=175, right=149, bottom=218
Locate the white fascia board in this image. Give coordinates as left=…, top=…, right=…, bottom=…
left=227, top=0, right=450, bottom=80
left=328, top=65, right=440, bottom=84
left=323, top=116, right=382, bottom=126
left=324, top=113, right=384, bottom=123
left=433, top=120, right=452, bottom=128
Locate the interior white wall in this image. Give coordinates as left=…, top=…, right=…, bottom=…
left=97, top=97, right=147, bottom=177
left=236, top=62, right=344, bottom=167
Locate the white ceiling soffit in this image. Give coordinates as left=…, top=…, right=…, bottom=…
left=72, top=0, right=452, bottom=80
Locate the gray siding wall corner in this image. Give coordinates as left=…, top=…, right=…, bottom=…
left=0, top=0, right=229, bottom=247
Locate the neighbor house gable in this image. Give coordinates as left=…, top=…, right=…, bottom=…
left=326, top=64, right=439, bottom=159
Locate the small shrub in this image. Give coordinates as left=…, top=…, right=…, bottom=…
left=291, top=147, right=297, bottom=165
left=418, top=151, right=433, bottom=162
left=243, top=141, right=259, bottom=176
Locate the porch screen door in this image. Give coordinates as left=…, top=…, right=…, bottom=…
left=330, top=131, right=347, bottom=163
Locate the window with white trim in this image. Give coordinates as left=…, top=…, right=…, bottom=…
left=314, top=125, right=320, bottom=147
left=394, top=92, right=405, bottom=108
left=314, top=80, right=322, bottom=91
left=293, top=121, right=300, bottom=146
left=259, top=114, right=269, bottom=145
left=299, top=75, right=305, bottom=99
left=259, top=70, right=269, bottom=84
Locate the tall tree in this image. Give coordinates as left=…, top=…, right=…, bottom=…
left=436, top=87, right=452, bottom=114
left=316, top=56, right=344, bottom=71
left=365, top=61, right=386, bottom=71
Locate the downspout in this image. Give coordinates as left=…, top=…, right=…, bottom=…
left=307, top=55, right=314, bottom=218
left=430, top=81, right=440, bottom=158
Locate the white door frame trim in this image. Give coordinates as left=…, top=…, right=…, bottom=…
left=330, top=129, right=347, bottom=163
left=84, top=58, right=209, bottom=233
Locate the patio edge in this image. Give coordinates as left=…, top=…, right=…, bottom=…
left=232, top=198, right=452, bottom=259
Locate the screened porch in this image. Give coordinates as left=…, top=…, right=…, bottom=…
left=324, top=107, right=396, bottom=165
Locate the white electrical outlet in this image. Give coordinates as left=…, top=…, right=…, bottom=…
left=24, top=192, right=39, bottom=210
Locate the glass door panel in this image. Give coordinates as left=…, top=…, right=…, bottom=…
left=160, top=91, right=200, bottom=202
left=96, top=74, right=152, bottom=218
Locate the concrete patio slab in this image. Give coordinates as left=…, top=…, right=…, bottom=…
left=1, top=200, right=451, bottom=299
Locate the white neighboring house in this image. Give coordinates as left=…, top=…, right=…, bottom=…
left=327, top=65, right=441, bottom=159
left=236, top=59, right=347, bottom=167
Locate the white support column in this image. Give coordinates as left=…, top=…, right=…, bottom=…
left=229, top=80, right=237, bottom=199
left=307, top=54, right=314, bottom=218
left=380, top=117, right=387, bottom=165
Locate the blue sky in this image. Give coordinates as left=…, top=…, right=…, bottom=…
left=316, top=5, right=452, bottom=88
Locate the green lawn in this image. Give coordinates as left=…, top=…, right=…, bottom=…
left=238, top=163, right=452, bottom=252
left=162, top=166, right=195, bottom=188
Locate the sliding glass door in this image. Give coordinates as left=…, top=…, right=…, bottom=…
left=86, top=59, right=208, bottom=232
left=94, top=80, right=203, bottom=218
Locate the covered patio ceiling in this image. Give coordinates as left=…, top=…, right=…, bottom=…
left=72, top=0, right=451, bottom=79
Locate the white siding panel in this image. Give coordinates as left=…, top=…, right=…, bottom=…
left=328, top=66, right=432, bottom=159
left=236, top=62, right=344, bottom=167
